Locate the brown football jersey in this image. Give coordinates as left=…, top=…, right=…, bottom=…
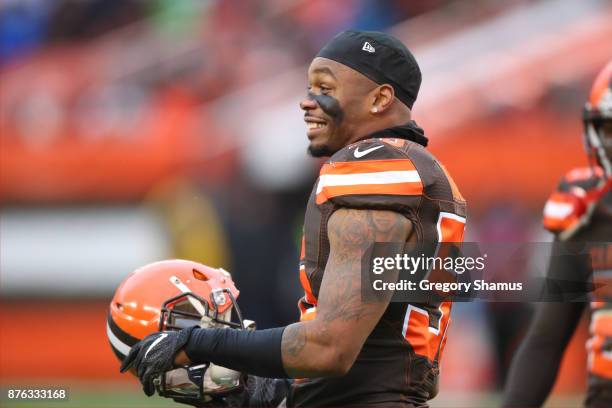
left=543, top=166, right=612, bottom=406
left=290, top=124, right=467, bottom=407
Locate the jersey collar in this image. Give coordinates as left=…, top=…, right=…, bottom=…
left=358, top=120, right=428, bottom=147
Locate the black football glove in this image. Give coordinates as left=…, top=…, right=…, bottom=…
left=120, top=326, right=198, bottom=396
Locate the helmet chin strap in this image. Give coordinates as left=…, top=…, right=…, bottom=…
left=169, top=275, right=208, bottom=317
left=586, top=123, right=612, bottom=178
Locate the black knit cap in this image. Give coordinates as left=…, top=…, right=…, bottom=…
left=316, top=30, right=421, bottom=109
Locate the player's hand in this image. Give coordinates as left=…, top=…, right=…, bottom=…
left=120, top=326, right=198, bottom=396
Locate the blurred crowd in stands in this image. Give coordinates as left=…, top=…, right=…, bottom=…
left=1, top=0, right=527, bottom=324
left=1, top=0, right=609, bottom=393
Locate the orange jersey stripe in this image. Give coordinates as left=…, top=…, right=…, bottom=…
left=320, top=159, right=417, bottom=175
left=299, top=235, right=306, bottom=260
left=317, top=182, right=423, bottom=204
left=316, top=159, right=422, bottom=204
left=299, top=265, right=317, bottom=305
left=437, top=212, right=466, bottom=243
left=439, top=164, right=465, bottom=202
left=402, top=302, right=452, bottom=361
left=588, top=310, right=612, bottom=378
left=591, top=311, right=612, bottom=337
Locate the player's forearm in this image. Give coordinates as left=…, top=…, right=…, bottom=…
left=174, top=321, right=349, bottom=380
left=502, top=337, right=564, bottom=407
left=181, top=326, right=289, bottom=378
left=502, top=302, right=584, bottom=407
left=281, top=321, right=354, bottom=377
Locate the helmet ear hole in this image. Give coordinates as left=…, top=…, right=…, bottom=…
left=192, top=268, right=209, bottom=281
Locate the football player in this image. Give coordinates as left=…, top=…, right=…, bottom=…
left=121, top=30, right=466, bottom=407
left=502, top=61, right=612, bottom=407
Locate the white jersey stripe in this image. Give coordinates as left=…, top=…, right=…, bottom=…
left=316, top=170, right=421, bottom=194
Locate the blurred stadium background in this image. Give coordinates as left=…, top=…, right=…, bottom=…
left=1, top=0, right=610, bottom=406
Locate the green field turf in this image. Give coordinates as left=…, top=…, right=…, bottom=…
left=1, top=383, right=583, bottom=408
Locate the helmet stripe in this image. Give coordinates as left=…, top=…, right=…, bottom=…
left=109, top=343, right=127, bottom=361
left=107, top=312, right=142, bottom=346
left=106, top=321, right=132, bottom=356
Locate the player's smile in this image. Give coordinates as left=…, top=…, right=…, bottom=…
left=304, top=115, right=328, bottom=139
left=301, top=86, right=350, bottom=157
left=304, top=92, right=344, bottom=141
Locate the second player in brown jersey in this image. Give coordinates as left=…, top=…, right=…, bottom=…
left=503, top=61, right=612, bottom=408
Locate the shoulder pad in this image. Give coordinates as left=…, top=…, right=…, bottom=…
left=542, top=190, right=587, bottom=235
left=542, top=166, right=608, bottom=237
left=315, top=139, right=423, bottom=207
left=560, top=166, right=605, bottom=191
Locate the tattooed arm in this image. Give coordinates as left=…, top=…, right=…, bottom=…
left=171, top=208, right=411, bottom=379
left=281, top=208, right=413, bottom=377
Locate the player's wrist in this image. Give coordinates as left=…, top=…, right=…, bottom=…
left=185, top=326, right=289, bottom=378
left=173, top=349, right=191, bottom=366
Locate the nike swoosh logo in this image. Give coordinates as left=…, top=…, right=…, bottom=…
left=144, top=333, right=168, bottom=359
left=354, top=144, right=384, bottom=158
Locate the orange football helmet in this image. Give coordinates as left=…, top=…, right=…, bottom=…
left=583, top=60, right=612, bottom=176
left=107, top=259, right=249, bottom=404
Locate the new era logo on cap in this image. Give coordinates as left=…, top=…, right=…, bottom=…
left=362, top=41, right=375, bottom=53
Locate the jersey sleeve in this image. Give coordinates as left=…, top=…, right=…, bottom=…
left=315, top=139, right=423, bottom=213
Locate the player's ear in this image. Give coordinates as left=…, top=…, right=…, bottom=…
left=370, top=84, right=395, bottom=114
